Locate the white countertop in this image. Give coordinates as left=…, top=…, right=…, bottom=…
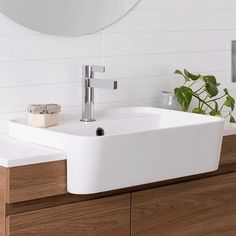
left=0, top=134, right=66, bottom=168
left=223, top=123, right=236, bottom=136
left=0, top=124, right=236, bottom=168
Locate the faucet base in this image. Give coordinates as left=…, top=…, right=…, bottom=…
left=80, top=118, right=96, bottom=122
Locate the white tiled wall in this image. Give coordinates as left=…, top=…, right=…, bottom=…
left=0, top=0, right=236, bottom=132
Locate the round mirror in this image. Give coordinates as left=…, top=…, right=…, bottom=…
left=0, top=0, right=140, bottom=36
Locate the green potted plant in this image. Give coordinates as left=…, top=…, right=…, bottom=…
left=174, top=69, right=236, bottom=123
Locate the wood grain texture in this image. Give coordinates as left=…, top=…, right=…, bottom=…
left=132, top=172, right=236, bottom=236
left=6, top=162, right=236, bottom=216
left=0, top=167, right=8, bottom=236
left=220, top=135, right=236, bottom=166
left=7, top=160, right=67, bottom=203
left=6, top=194, right=130, bottom=236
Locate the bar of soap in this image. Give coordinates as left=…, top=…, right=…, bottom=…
left=28, top=113, right=60, bottom=128
left=28, top=104, right=61, bottom=114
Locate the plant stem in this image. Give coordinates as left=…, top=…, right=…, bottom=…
left=188, top=81, right=197, bottom=88
left=198, top=99, right=201, bottom=108
left=193, top=94, right=214, bottom=110
left=220, top=104, right=224, bottom=112
left=224, top=111, right=233, bottom=119
left=194, top=85, right=205, bottom=94
left=200, top=95, right=209, bottom=109
left=224, top=114, right=231, bottom=118
left=206, top=94, right=227, bottom=103
left=197, top=89, right=207, bottom=96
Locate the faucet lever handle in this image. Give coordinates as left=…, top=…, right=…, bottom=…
left=91, top=65, right=105, bottom=73
left=82, top=65, right=105, bottom=79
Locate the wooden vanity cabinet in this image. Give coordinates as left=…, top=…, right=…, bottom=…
left=130, top=135, right=236, bottom=236
left=1, top=134, right=236, bottom=236
left=6, top=194, right=130, bottom=236
left=131, top=172, right=236, bottom=236
left=7, top=160, right=67, bottom=203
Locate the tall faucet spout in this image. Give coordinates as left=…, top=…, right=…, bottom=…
left=81, top=65, right=118, bottom=122
left=89, top=79, right=118, bottom=90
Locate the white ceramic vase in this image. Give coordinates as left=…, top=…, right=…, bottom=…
left=157, top=91, right=181, bottom=111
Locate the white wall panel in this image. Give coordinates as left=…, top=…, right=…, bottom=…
left=0, top=0, right=235, bottom=132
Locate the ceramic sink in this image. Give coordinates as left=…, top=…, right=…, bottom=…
left=9, top=107, right=224, bottom=194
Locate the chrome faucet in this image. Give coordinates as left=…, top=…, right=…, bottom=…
left=81, top=65, right=118, bottom=122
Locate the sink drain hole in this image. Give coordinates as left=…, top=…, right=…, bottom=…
left=96, top=127, right=105, bottom=136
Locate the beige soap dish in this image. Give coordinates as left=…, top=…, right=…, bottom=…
left=28, top=104, right=61, bottom=128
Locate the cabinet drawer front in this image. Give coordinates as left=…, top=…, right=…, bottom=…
left=8, top=161, right=67, bottom=203
left=7, top=194, right=130, bottom=236
left=220, top=135, right=236, bottom=166
left=132, top=173, right=236, bottom=236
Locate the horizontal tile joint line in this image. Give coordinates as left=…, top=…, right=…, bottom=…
left=0, top=55, right=101, bottom=63
left=104, top=29, right=236, bottom=34
left=103, top=50, right=230, bottom=58
left=0, top=81, right=81, bottom=89
left=133, top=9, right=236, bottom=11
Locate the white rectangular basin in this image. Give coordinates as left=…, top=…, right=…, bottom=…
left=9, top=107, right=224, bottom=194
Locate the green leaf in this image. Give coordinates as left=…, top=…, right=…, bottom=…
left=210, top=110, right=221, bottom=116
left=204, top=75, right=221, bottom=86
left=224, top=95, right=235, bottom=111
left=230, top=115, right=236, bottom=123
left=224, top=88, right=229, bottom=95
left=204, top=75, right=218, bottom=85
left=174, top=86, right=193, bottom=111
left=192, top=108, right=206, bottom=114
left=205, top=83, right=218, bottom=97
left=174, top=70, right=185, bottom=76
left=174, top=69, right=190, bottom=82
left=204, top=76, right=219, bottom=97
left=184, top=69, right=201, bottom=81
